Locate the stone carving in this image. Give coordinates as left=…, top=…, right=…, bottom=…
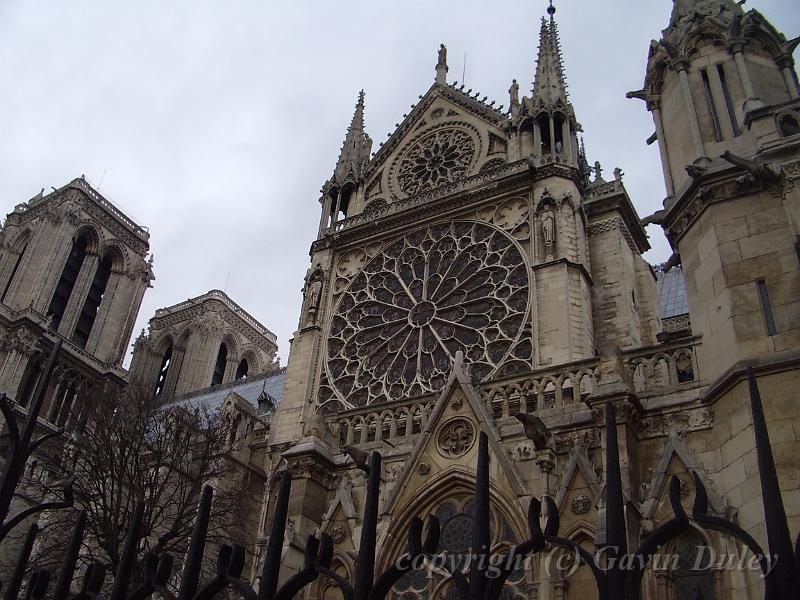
left=541, top=210, right=556, bottom=259
left=330, top=526, right=346, bottom=544
left=437, top=44, right=447, bottom=67
left=418, top=462, right=431, bottom=475
left=493, top=198, right=529, bottom=233
left=437, top=418, right=476, bottom=458
left=450, top=397, right=463, bottom=410
left=304, top=265, right=324, bottom=326
left=337, top=249, right=367, bottom=280
left=571, top=494, right=592, bottom=515
left=396, top=128, right=476, bottom=196
left=326, top=221, right=529, bottom=406
left=509, top=79, right=519, bottom=110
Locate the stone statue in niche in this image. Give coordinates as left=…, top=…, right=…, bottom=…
left=304, top=265, right=324, bottom=325
left=541, top=210, right=556, bottom=260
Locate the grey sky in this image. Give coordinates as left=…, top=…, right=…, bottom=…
left=1, top=1, right=797, bottom=365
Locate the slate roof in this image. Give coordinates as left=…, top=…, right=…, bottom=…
left=169, top=368, right=286, bottom=415
left=656, top=265, right=689, bottom=318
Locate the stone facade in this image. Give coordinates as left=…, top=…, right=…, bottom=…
left=0, top=1, right=797, bottom=599
left=0, top=176, right=153, bottom=424
left=129, top=289, right=279, bottom=398
left=264, top=3, right=800, bottom=600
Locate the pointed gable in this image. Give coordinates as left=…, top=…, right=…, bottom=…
left=385, top=351, right=527, bottom=515
left=362, top=82, right=511, bottom=207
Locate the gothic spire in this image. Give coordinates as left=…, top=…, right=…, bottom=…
left=531, top=1, right=569, bottom=106
left=333, top=90, right=372, bottom=185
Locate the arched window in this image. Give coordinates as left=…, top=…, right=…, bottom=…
left=537, top=114, right=552, bottom=154
left=1, top=239, right=28, bottom=303
left=672, top=532, right=716, bottom=599
left=16, top=356, right=42, bottom=407
left=235, top=358, right=249, bottom=380
left=155, top=345, right=173, bottom=397
left=211, top=343, right=227, bottom=386
left=779, top=112, right=800, bottom=137
left=48, top=236, right=89, bottom=330
left=72, top=254, right=113, bottom=349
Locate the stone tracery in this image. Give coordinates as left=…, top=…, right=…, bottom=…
left=326, top=221, right=529, bottom=406
left=396, top=128, right=477, bottom=196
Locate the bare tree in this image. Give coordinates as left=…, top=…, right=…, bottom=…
left=12, top=381, right=256, bottom=596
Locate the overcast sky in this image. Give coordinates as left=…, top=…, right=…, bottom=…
left=1, top=1, right=797, bottom=366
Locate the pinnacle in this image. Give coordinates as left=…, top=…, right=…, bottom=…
left=332, top=90, right=372, bottom=186
left=531, top=4, right=569, bottom=105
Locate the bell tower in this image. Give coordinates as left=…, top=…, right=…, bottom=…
left=631, top=0, right=800, bottom=382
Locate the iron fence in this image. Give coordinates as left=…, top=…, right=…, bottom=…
left=0, top=341, right=797, bottom=599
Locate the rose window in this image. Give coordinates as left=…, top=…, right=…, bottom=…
left=396, top=128, right=476, bottom=195
left=327, top=221, right=530, bottom=407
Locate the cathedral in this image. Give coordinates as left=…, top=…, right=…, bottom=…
left=0, top=0, right=799, bottom=598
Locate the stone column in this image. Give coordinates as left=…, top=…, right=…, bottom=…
left=533, top=121, right=542, bottom=158
left=548, top=115, right=556, bottom=158
left=560, top=120, right=571, bottom=163
left=331, top=190, right=342, bottom=225
left=317, top=194, right=332, bottom=236
left=115, top=274, right=150, bottom=366
left=650, top=99, right=675, bottom=197
left=223, top=356, right=238, bottom=384
left=673, top=60, right=705, bottom=159
left=778, top=55, right=800, bottom=99
left=163, top=345, right=186, bottom=398
left=58, top=252, right=99, bottom=339
left=85, top=268, right=124, bottom=359
left=729, top=40, right=764, bottom=111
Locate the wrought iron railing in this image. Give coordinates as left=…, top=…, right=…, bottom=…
left=1, top=342, right=797, bottom=600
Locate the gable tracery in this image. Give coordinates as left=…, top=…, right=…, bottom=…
left=390, top=123, right=481, bottom=198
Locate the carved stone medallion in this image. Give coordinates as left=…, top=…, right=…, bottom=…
left=571, top=494, right=592, bottom=515
left=437, top=418, right=476, bottom=458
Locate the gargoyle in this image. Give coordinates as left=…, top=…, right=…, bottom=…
left=663, top=252, right=681, bottom=272
left=641, top=208, right=667, bottom=226
left=721, top=150, right=782, bottom=182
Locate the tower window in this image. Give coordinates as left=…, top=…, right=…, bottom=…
left=1, top=242, right=28, bottom=303
left=700, top=68, right=724, bottom=142
left=717, top=64, right=741, bottom=137
left=48, top=236, right=89, bottom=331
left=155, top=345, right=173, bottom=397
left=756, top=279, right=777, bottom=336
left=235, top=358, right=249, bottom=380
left=537, top=114, right=551, bottom=154
left=553, top=113, right=565, bottom=153
left=211, top=343, right=228, bottom=386
left=71, top=254, right=113, bottom=349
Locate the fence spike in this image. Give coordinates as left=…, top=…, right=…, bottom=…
left=259, top=471, right=291, bottom=600
left=52, top=511, right=87, bottom=600
left=109, top=502, right=145, bottom=600
left=604, top=401, right=627, bottom=597
left=3, top=523, right=39, bottom=600
left=747, top=367, right=800, bottom=595
left=177, top=486, right=213, bottom=600
left=353, top=452, right=381, bottom=600
left=0, top=342, right=61, bottom=537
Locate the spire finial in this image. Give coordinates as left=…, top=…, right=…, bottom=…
left=531, top=3, right=569, bottom=104
left=331, top=90, right=372, bottom=186
left=435, top=43, right=448, bottom=84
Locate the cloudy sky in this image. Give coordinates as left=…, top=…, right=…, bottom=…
left=1, top=0, right=797, bottom=366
